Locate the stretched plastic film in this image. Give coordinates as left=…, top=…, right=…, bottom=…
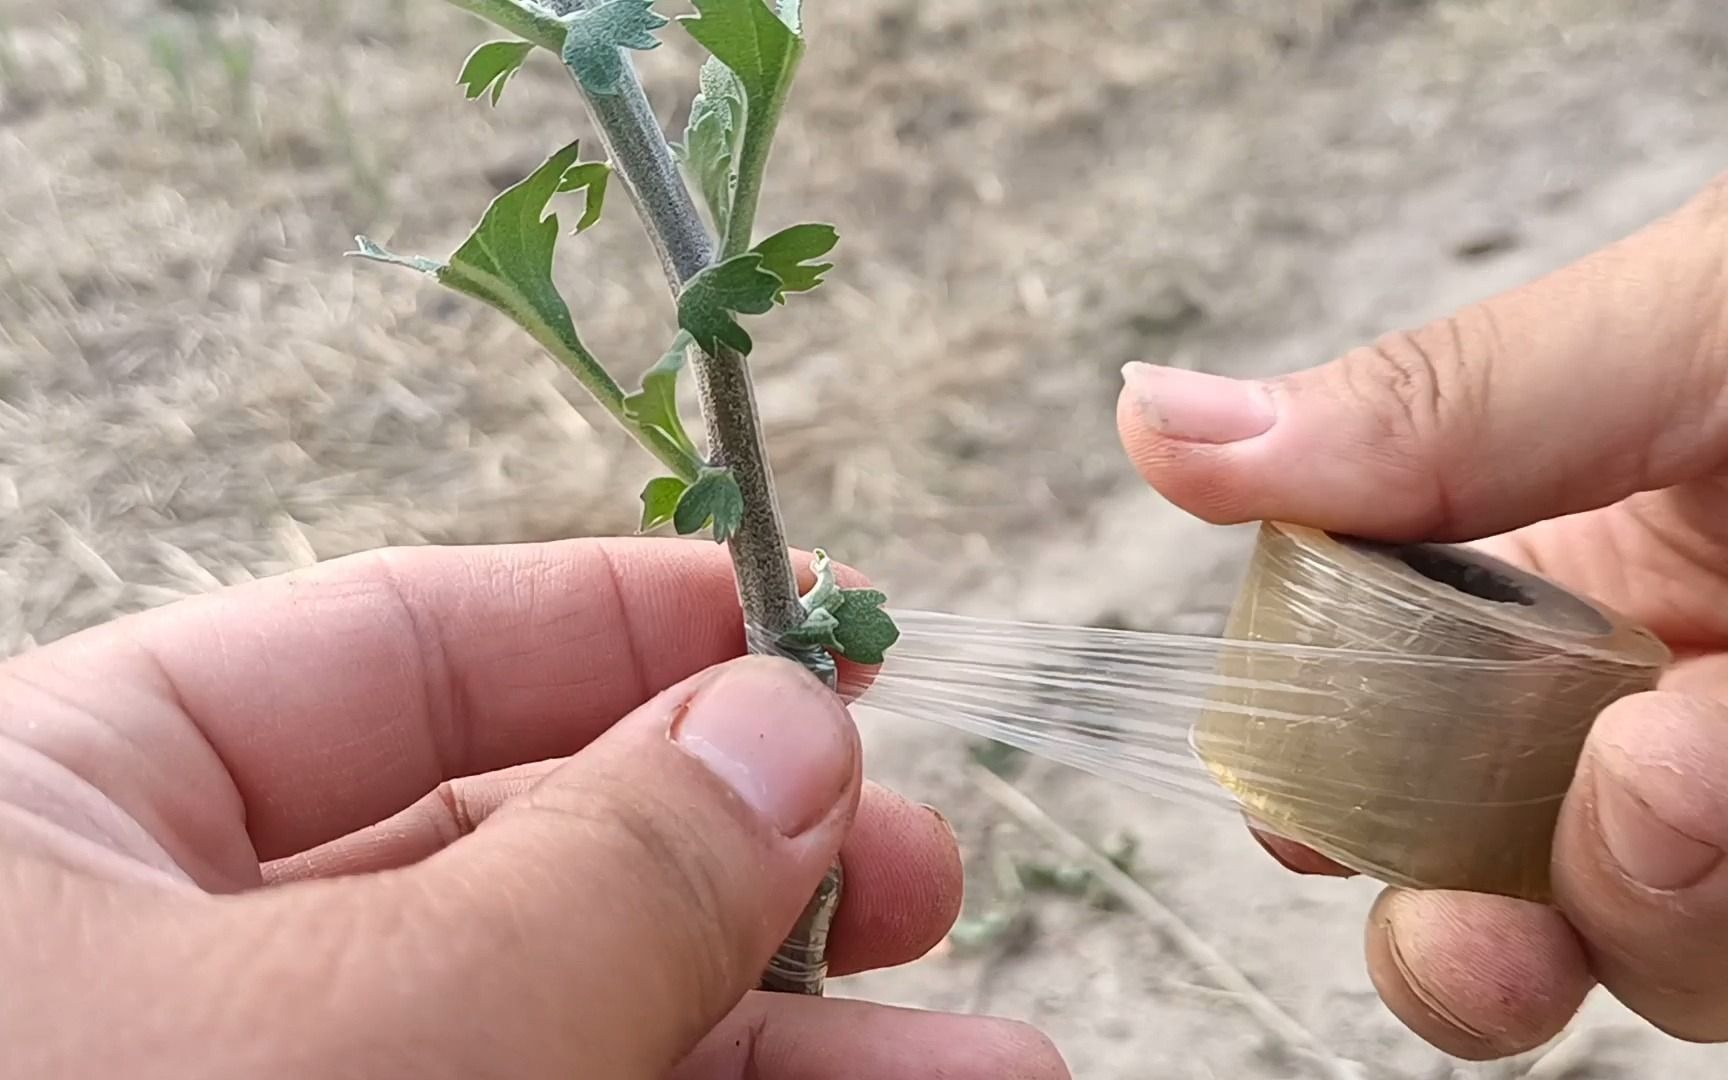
left=843, top=522, right=1669, bottom=903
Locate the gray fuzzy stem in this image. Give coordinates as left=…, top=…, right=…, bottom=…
left=550, top=2, right=815, bottom=659
left=543, top=0, right=841, bottom=993
left=566, top=58, right=710, bottom=286
left=690, top=340, right=810, bottom=639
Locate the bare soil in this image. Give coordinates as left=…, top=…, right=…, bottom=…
left=3, top=1, right=1727, bottom=1076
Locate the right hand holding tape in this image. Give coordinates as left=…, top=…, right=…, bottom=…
left=1118, top=173, right=1728, bottom=1058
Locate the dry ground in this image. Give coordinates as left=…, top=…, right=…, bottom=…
left=3, top=1, right=1728, bottom=1076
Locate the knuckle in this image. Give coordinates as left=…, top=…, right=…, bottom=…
left=1338, top=325, right=1455, bottom=445
left=1331, top=316, right=1485, bottom=533
left=322, top=549, right=470, bottom=780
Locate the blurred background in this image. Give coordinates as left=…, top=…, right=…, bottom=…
left=2, top=0, right=1726, bottom=1076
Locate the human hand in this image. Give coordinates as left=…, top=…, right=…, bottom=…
left=1115, top=175, right=1728, bottom=1058
left=0, top=538, right=1068, bottom=1079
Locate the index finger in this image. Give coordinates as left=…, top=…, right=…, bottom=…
left=0, top=538, right=870, bottom=865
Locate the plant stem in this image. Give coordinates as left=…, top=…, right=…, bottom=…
left=559, top=30, right=713, bottom=288
left=443, top=0, right=564, bottom=50
left=718, top=84, right=791, bottom=260
left=446, top=0, right=806, bottom=637
left=540, top=0, right=814, bottom=652
left=442, top=0, right=840, bottom=994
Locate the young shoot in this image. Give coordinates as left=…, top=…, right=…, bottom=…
left=350, top=0, right=901, bottom=996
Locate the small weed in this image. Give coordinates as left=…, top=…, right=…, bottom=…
left=324, top=84, right=388, bottom=220
left=1018, top=830, right=1140, bottom=911
left=147, top=26, right=194, bottom=117
left=969, top=737, right=1030, bottom=779
left=212, top=31, right=256, bottom=129
left=144, top=14, right=263, bottom=151
left=0, top=25, right=17, bottom=95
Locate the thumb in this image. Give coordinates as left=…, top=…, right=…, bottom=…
left=1552, top=690, right=1728, bottom=1041
left=1117, top=174, right=1728, bottom=542
left=274, top=654, right=860, bottom=1078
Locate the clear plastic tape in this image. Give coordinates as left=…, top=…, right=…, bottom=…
left=839, top=522, right=1671, bottom=903
left=746, top=621, right=839, bottom=690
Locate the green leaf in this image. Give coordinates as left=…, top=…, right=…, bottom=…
left=677, top=0, right=806, bottom=252
left=458, top=40, right=535, bottom=106
left=441, top=140, right=592, bottom=362
left=677, top=0, right=802, bottom=106
left=673, top=57, right=743, bottom=236
left=798, top=548, right=842, bottom=614
left=676, top=253, right=780, bottom=355
left=639, top=475, right=689, bottom=531
left=788, top=549, right=900, bottom=664
left=829, top=588, right=899, bottom=665
left=562, top=0, right=668, bottom=96
left=348, top=141, right=620, bottom=415
left=623, top=331, right=698, bottom=458
left=752, top=222, right=837, bottom=301
left=674, top=469, right=745, bottom=541
left=557, top=160, right=611, bottom=233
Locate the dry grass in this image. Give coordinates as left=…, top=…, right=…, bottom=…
left=5, top=0, right=1722, bottom=652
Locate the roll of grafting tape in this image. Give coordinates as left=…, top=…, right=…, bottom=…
left=1193, top=522, right=1671, bottom=903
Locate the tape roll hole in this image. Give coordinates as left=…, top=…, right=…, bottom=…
left=1393, top=545, right=1534, bottom=606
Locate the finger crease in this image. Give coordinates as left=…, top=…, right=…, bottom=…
left=596, top=543, right=652, bottom=707
left=371, top=553, right=467, bottom=782
left=1385, top=924, right=1495, bottom=1044
left=742, top=1005, right=771, bottom=1080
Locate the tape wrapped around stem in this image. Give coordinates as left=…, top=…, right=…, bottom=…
left=840, top=522, right=1669, bottom=903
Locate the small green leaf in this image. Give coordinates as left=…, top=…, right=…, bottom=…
left=829, top=588, right=899, bottom=665
left=779, top=607, right=841, bottom=651
left=623, top=332, right=698, bottom=458
left=673, top=57, right=743, bottom=235
left=677, top=0, right=806, bottom=251
left=562, top=0, right=668, bottom=96
left=558, top=160, right=611, bottom=233
left=798, top=548, right=842, bottom=614
left=752, top=223, right=837, bottom=301
left=639, top=475, right=689, bottom=531
left=787, top=548, right=898, bottom=663
left=677, top=0, right=802, bottom=106
left=676, top=253, right=781, bottom=355
left=458, top=40, right=535, bottom=106
left=674, top=469, right=745, bottom=541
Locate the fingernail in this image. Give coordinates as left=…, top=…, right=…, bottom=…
left=1594, top=768, right=1723, bottom=891
left=671, top=656, right=856, bottom=838
left=1121, top=361, right=1276, bottom=443
left=1248, top=822, right=1357, bottom=877
left=922, top=803, right=958, bottom=842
